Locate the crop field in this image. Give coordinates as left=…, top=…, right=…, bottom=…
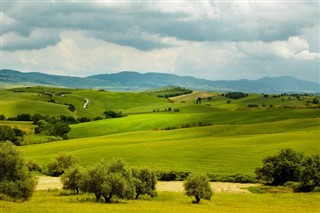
left=0, top=86, right=319, bottom=211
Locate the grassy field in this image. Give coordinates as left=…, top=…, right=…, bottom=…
left=0, top=190, right=319, bottom=213
left=20, top=119, right=320, bottom=175
left=1, top=86, right=320, bottom=211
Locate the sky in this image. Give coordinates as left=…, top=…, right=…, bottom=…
left=1, top=0, right=319, bottom=82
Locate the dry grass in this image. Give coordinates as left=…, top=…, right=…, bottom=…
left=36, top=176, right=258, bottom=193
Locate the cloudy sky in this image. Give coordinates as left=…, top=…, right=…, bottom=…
left=1, top=0, right=319, bottom=82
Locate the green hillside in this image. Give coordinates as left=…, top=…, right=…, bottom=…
left=20, top=119, right=319, bottom=175
left=1, top=86, right=319, bottom=177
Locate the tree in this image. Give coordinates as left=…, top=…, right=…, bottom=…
left=183, top=174, right=213, bottom=203
left=51, top=122, right=71, bottom=138
left=132, top=168, right=157, bottom=199
left=255, top=149, right=304, bottom=185
left=298, top=154, right=320, bottom=192
left=0, top=125, right=16, bottom=142
left=80, top=159, right=134, bottom=203
left=61, top=165, right=83, bottom=194
left=0, top=142, right=36, bottom=200
left=79, top=160, right=107, bottom=201
left=47, top=153, right=78, bottom=176
left=312, top=98, right=319, bottom=104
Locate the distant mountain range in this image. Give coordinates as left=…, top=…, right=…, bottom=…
left=1, top=69, right=319, bottom=93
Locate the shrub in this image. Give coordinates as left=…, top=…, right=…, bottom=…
left=0, top=125, right=17, bottom=143
left=297, top=154, right=320, bottom=192
left=184, top=174, right=213, bottom=203
left=225, top=92, right=247, bottom=99
left=255, top=149, right=304, bottom=185
left=27, top=160, right=42, bottom=173
left=0, top=142, right=36, bottom=201
left=47, top=153, right=78, bottom=176
left=248, top=104, right=259, bottom=108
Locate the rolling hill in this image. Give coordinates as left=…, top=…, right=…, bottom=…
left=1, top=69, right=319, bottom=93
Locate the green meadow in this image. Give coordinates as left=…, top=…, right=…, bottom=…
left=0, top=86, right=319, bottom=211
left=0, top=191, right=319, bottom=213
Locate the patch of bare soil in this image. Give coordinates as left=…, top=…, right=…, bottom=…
left=36, top=176, right=259, bottom=193
left=36, top=176, right=62, bottom=190
left=157, top=181, right=260, bottom=193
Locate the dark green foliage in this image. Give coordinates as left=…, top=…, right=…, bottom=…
left=225, top=92, right=247, bottom=99
left=132, top=168, right=157, bottom=199
left=312, top=98, right=319, bottom=104
left=16, top=113, right=32, bottom=121
left=68, top=104, right=76, bottom=112
left=152, top=87, right=192, bottom=98
left=51, top=123, right=71, bottom=138
left=0, top=114, right=6, bottom=120
left=157, top=171, right=190, bottom=181
left=255, top=149, right=304, bottom=185
left=297, top=154, right=320, bottom=192
left=26, top=160, right=42, bottom=173
left=13, top=128, right=25, bottom=138
left=59, top=115, right=76, bottom=124
left=35, top=120, right=71, bottom=139
left=78, top=117, right=91, bottom=123
left=103, top=111, right=125, bottom=119
left=61, top=165, right=83, bottom=194
left=184, top=174, right=213, bottom=203
left=0, top=142, right=36, bottom=201
left=248, top=104, right=259, bottom=108
left=0, top=125, right=17, bottom=143
left=47, top=153, right=78, bottom=176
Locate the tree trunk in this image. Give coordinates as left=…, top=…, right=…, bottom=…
left=95, top=192, right=101, bottom=202
left=76, top=187, right=79, bottom=195
left=102, top=193, right=112, bottom=203
left=135, top=193, right=140, bottom=199
left=195, top=195, right=201, bottom=203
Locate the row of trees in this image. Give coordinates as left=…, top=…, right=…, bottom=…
left=255, top=149, right=320, bottom=192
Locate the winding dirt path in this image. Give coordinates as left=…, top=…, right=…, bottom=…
left=83, top=98, right=89, bottom=108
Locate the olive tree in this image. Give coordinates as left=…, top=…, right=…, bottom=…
left=0, top=142, right=36, bottom=200
left=132, top=168, right=157, bottom=199
left=183, top=174, right=213, bottom=203
left=61, top=165, right=83, bottom=194
left=80, top=159, right=134, bottom=203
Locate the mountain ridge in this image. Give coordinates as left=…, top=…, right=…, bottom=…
left=1, top=69, right=319, bottom=93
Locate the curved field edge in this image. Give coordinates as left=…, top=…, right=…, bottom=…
left=0, top=191, right=319, bottom=213
left=19, top=123, right=320, bottom=175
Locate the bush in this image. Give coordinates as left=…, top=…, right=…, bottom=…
left=27, top=160, right=42, bottom=173
left=47, top=153, right=78, bottom=176
left=297, top=154, right=320, bottom=192
left=225, top=92, right=247, bottom=99
left=0, top=142, right=36, bottom=201
left=0, top=125, right=17, bottom=143
left=184, top=174, right=213, bottom=203
left=248, top=104, right=259, bottom=108
left=255, top=149, right=304, bottom=185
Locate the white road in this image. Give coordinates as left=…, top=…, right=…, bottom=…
left=83, top=98, right=89, bottom=109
